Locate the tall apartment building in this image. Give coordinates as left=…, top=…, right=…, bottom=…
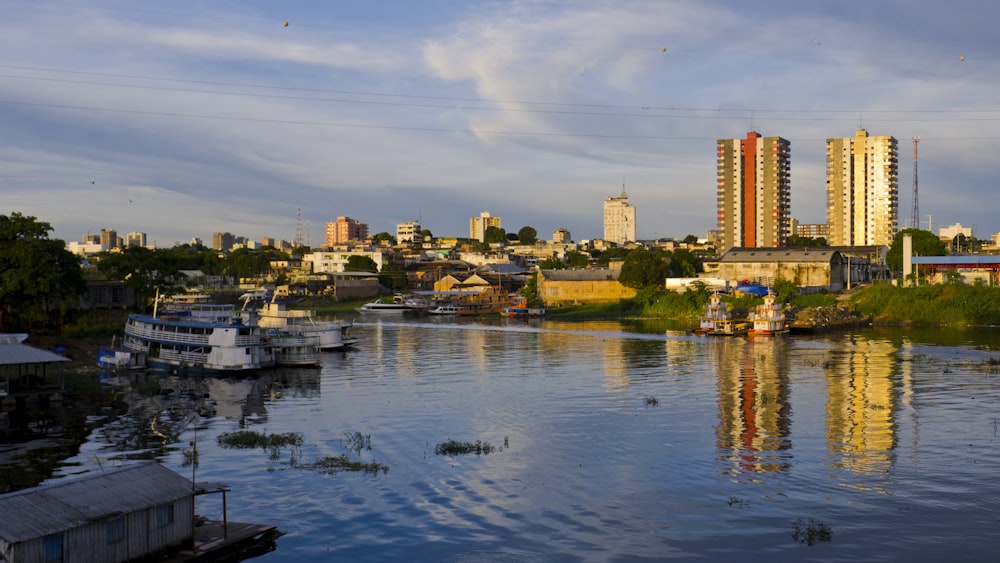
left=552, top=228, right=572, bottom=244
left=716, top=131, right=791, bottom=249
left=470, top=211, right=501, bottom=243
left=125, top=231, right=146, bottom=248
left=602, top=187, right=636, bottom=244
left=826, top=129, right=899, bottom=246
left=396, top=220, right=424, bottom=244
left=100, top=228, right=119, bottom=249
left=325, top=216, right=369, bottom=246
left=212, top=231, right=235, bottom=251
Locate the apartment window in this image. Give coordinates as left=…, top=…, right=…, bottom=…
left=107, top=516, right=126, bottom=543
left=157, top=502, right=175, bottom=527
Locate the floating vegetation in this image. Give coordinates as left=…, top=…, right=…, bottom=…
left=645, top=396, right=659, bottom=406
left=435, top=439, right=495, bottom=456
left=217, top=430, right=303, bottom=462
left=342, top=431, right=372, bottom=455
left=301, top=455, right=388, bottom=475
left=217, top=430, right=303, bottom=450
left=792, top=518, right=832, bottom=545
left=727, top=496, right=748, bottom=508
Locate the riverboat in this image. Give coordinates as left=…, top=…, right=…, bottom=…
left=357, top=294, right=430, bottom=314
left=747, top=291, right=789, bottom=336
left=122, top=302, right=274, bottom=374
left=501, top=295, right=546, bottom=318
left=694, top=292, right=732, bottom=334
left=427, top=303, right=461, bottom=315
left=249, top=299, right=357, bottom=350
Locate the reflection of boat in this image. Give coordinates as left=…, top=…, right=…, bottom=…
left=501, top=295, right=546, bottom=318
left=748, top=291, right=788, bottom=336
left=270, top=333, right=322, bottom=367
left=250, top=299, right=357, bottom=350
left=123, top=302, right=274, bottom=374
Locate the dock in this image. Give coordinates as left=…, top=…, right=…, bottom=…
left=165, top=521, right=283, bottom=562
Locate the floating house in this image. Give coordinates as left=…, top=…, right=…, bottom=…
left=0, top=461, right=281, bottom=562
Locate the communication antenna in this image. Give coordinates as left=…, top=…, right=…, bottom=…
left=295, top=208, right=303, bottom=247
left=910, top=137, right=920, bottom=229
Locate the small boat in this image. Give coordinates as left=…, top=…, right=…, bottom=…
left=96, top=346, right=143, bottom=371
left=704, top=318, right=749, bottom=336
left=428, top=303, right=461, bottom=315
left=269, top=332, right=322, bottom=367
left=357, top=294, right=428, bottom=314
left=748, top=291, right=789, bottom=336
left=501, top=295, right=546, bottom=318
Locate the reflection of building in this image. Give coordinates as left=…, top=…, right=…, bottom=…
left=716, top=132, right=791, bottom=249
left=825, top=337, right=897, bottom=476
left=714, top=338, right=791, bottom=476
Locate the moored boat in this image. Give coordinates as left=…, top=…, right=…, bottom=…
left=122, top=302, right=274, bottom=375
left=501, top=295, right=546, bottom=318
left=427, top=303, right=461, bottom=315
left=249, top=299, right=357, bottom=350
left=747, top=291, right=789, bottom=336
left=357, top=294, right=428, bottom=314
left=694, top=292, right=732, bottom=334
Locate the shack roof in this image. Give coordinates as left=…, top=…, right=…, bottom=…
left=0, top=334, right=70, bottom=366
left=0, top=461, right=194, bottom=543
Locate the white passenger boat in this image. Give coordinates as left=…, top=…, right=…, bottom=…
left=249, top=299, right=358, bottom=350
left=357, top=294, right=429, bottom=314
left=123, top=302, right=274, bottom=374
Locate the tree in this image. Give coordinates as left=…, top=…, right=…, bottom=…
left=565, top=250, right=589, bottom=268
left=538, top=257, right=567, bottom=270
left=682, top=234, right=699, bottom=245
left=345, top=255, right=378, bottom=273
left=593, top=247, right=630, bottom=267
left=787, top=235, right=828, bottom=247
left=0, top=213, right=86, bottom=332
left=420, top=229, right=433, bottom=239
left=618, top=248, right=670, bottom=289
left=667, top=249, right=701, bottom=277
left=373, top=232, right=396, bottom=245
left=484, top=226, right=506, bottom=244
left=518, top=226, right=538, bottom=245
left=886, top=228, right=947, bottom=274
left=97, top=246, right=187, bottom=308
left=378, top=263, right=409, bottom=291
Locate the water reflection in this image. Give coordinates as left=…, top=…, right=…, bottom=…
left=713, top=337, right=792, bottom=478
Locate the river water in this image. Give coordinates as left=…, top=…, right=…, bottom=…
left=47, top=318, right=1000, bottom=561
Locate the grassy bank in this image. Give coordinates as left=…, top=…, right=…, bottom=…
left=849, top=283, right=1000, bottom=327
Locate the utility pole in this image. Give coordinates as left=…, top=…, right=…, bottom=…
left=910, top=136, right=920, bottom=229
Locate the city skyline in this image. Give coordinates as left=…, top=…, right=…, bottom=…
left=4, top=1, right=1000, bottom=245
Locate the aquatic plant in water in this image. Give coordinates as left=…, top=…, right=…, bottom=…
left=301, top=455, right=388, bottom=475
left=792, top=518, right=832, bottom=545
left=435, top=439, right=495, bottom=455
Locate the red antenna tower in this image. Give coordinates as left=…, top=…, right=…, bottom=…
left=910, top=137, right=920, bottom=229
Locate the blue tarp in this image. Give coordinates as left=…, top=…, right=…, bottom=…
left=735, top=284, right=769, bottom=297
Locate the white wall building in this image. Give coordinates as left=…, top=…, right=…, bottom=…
left=305, top=250, right=384, bottom=273
left=603, top=186, right=636, bottom=245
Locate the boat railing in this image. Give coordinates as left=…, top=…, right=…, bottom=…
left=127, top=324, right=211, bottom=346
left=157, top=348, right=209, bottom=364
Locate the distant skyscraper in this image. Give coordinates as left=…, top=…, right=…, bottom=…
left=716, top=131, right=791, bottom=249
left=470, top=211, right=501, bottom=243
left=552, top=227, right=572, bottom=243
left=603, top=186, right=635, bottom=244
left=826, top=129, right=899, bottom=246
left=325, top=216, right=369, bottom=246
left=212, top=231, right=235, bottom=251
left=99, top=228, right=118, bottom=249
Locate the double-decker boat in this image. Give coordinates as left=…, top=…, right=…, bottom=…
left=249, top=299, right=358, bottom=350
left=123, top=302, right=274, bottom=375
left=747, top=291, right=789, bottom=336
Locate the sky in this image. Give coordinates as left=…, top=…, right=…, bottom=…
left=2, top=0, right=999, bottom=247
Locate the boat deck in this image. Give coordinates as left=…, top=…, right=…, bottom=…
left=164, top=521, right=283, bottom=562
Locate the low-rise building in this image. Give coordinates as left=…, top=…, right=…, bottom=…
left=537, top=268, right=637, bottom=306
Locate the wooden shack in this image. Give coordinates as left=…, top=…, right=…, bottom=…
left=0, top=461, right=195, bottom=562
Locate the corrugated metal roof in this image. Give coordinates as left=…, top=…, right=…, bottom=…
left=0, top=335, right=71, bottom=366
left=912, top=255, right=1000, bottom=265
left=0, top=461, right=194, bottom=543
left=720, top=248, right=841, bottom=263
left=541, top=269, right=620, bottom=281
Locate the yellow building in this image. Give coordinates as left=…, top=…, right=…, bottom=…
left=537, top=269, right=637, bottom=306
